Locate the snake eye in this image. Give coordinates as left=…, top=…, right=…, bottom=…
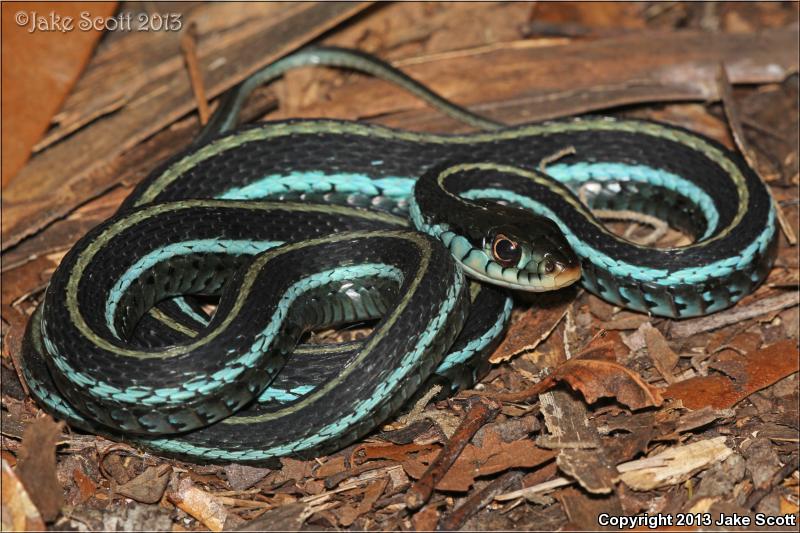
left=491, top=234, right=521, bottom=268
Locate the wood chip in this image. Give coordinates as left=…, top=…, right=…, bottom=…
left=168, top=477, right=229, bottom=532
left=619, top=436, right=733, bottom=491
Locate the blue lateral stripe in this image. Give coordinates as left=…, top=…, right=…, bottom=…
left=257, top=384, right=316, bottom=403
left=546, top=163, right=720, bottom=239
left=217, top=164, right=719, bottom=240
left=104, top=239, right=282, bottom=337
left=53, top=263, right=403, bottom=405
left=145, top=267, right=463, bottom=460
left=173, top=297, right=210, bottom=326
left=218, top=172, right=415, bottom=201
left=435, top=295, right=513, bottom=373
left=461, top=188, right=775, bottom=285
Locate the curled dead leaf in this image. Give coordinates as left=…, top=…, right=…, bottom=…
left=489, top=301, right=570, bottom=363
left=113, top=464, right=172, bottom=504
left=554, top=359, right=664, bottom=410
left=478, top=356, right=662, bottom=410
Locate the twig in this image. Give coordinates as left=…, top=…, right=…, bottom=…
left=472, top=374, right=556, bottom=404
left=405, top=397, right=500, bottom=510
left=670, top=291, right=799, bottom=338
left=10, top=283, right=48, bottom=308
left=495, top=476, right=573, bottom=502
left=216, top=496, right=273, bottom=509
left=180, top=21, right=211, bottom=125
left=437, top=470, right=522, bottom=530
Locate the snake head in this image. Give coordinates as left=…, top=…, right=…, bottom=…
left=458, top=203, right=581, bottom=291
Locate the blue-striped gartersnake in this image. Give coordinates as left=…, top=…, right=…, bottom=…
left=21, top=47, right=777, bottom=464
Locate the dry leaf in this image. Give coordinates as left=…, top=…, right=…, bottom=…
left=72, top=468, right=96, bottom=504
left=558, top=486, right=624, bottom=531
left=223, top=464, right=271, bottom=491
left=2, top=458, right=46, bottom=531
left=237, top=501, right=323, bottom=532
left=314, top=456, right=347, bottom=478
left=490, top=301, right=570, bottom=363
left=412, top=503, right=441, bottom=531
left=1, top=2, right=116, bottom=184
left=481, top=351, right=662, bottom=410
left=604, top=312, right=649, bottom=331
left=352, top=442, right=438, bottom=464
left=338, top=477, right=388, bottom=527
left=280, top=458, right=314, bottom=481
left=641, top=322, right=679, bottom=383
left=555, top=359, right=664, bottom=410
left=15, top=416, right=64, bottom=521
left=574, top=330, right=628, bottom=361
left=113, top=464, right=171, bottom=504
left=404, top=430, right=555, bottom=492
left=664, top=340, right=799, bottom=409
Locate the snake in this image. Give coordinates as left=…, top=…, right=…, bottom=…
left=20, top=47, right=777, bottom=464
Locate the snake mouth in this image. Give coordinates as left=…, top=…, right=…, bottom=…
left=458, top=260, right=582, bottom=293
left=554, top=263, right=582, bottom=289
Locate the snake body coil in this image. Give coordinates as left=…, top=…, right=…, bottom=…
left=21, top=47, right=777, bottom=463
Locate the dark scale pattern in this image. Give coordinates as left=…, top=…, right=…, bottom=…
left=418, top=155, right=776, bottom=318
left=40, top=205, right=411, bottom=434
left=23, top=113, right=778, bottom=461
left=435, top=165, right=772, bottom=274
left=136, top=233, right=471, bottom=460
